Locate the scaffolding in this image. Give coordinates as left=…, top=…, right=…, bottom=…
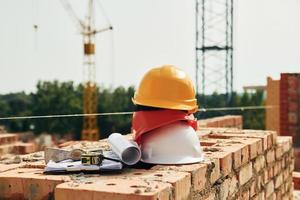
left=195, top=0, right=234, bottom=101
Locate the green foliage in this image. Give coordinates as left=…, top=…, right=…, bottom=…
left=98, top=86, right=135, bottom=138
left=0, top=81, right=265, bottom=138
left=0, top=92, right=32, bottom=131
left=31, top=81, right=83, bottom=138
left=196, top=91, right=265, bottom=130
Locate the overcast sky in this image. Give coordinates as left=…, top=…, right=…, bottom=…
left=0, top=0, right=300, bottom=94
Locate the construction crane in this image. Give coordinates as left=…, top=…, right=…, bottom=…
left=60, top=0, right=112, bottom=140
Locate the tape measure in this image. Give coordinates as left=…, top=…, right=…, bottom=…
left=81, top=153, right=102, bottom=165
left=81, top=153, right=121, bottom=166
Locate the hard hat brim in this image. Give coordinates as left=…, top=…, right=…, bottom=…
left=132, top=97, right=198, bottom=113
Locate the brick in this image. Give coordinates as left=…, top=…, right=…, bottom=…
left=275, top=188, right=282, bottom=200
left=206, top=158, right=221, bottom=185
left=126, top=169, right=191, bottom=200
left=219, top=175, right=238, bottom=199
left=13, top=142, right=36, bottom=154
left=283, top=168, right=290, bottom=181
left=227, top=146, right=242, bottom=169
left=235, top=137, right=261, bottom=159
left=240, top=189, right=250, bottom=200
left=0, top=129, right=295, bottom=200
left=242, top=130, right=275, bottom=150
left=268, top=166, right=274, bottom=179
left=204, top=149, right=232, bottom=176
left=253, top=155, right=266, bottom=174
left=213, top=142, right=248, bottom=170
left=282, top=157, right=286, bottom=169
left=213, top=138, right=251, bottom=167
left=0, top=143, right=15, bottom=155
left=219, top=177, right=230, bottom=200
left=294, top=172, right=300, bottom=190
left=239, top=163, right=253, bottom=185
left=264, top=168, right=269, bottom=184
left=211, top=131, right=270, bottom=152
left=0, top=163, right=23, bottom=173
left=266, top=149, right=275, bottom=164
left=0, top=168, right=70, bottom=200
left=266, top=193, right=276, bottom=200
left=55, top=178, right=171, bottom=200
left=265, top=180, right=275, bottom=198
left=201, top=189, right=216, bottom=200
left=250, top=180, right=256, bottom=197
left=276, top=136, right=292, bottom=154
left=285, top=178, right=292, bottom=192
left=290, top=159, right=295, bottom=172
left=0, top=134, right=18, bottom=145
left=198, top=115, right=243, bottom=129
left=228, top=174, right=238, bottom=197
left=273, top=161, right=281, bottom=176
left=152, top=163, right=205, bottom=193
left=275, top=173, right=283, bottom=189
left=275, top=145, right=283, bottom=160
left=256, top=174, right=263, bottom=192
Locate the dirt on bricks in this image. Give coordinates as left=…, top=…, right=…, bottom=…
left=0, top=128, right=294, bottom=200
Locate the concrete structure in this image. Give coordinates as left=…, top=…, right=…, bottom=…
left=243, top=85, right=266, bottom=93
left=0, top=128, right=294, bottom=200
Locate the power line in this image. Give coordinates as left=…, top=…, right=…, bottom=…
left=0, top=105, right=276, bottom=121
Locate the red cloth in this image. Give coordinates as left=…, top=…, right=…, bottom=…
left=132, top=109, right=197, bottom=144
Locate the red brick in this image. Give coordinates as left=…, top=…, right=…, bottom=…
left=0, top=134, right=18, bottom=145
left=240, top=189, right=250, bottom=200
left=253, top=155, right=266, bottom=174
left=0, top=143, right=15, bottom=155
left=152, top=163, right=206, bottom=193
left=204, top=149, right=232, bottom=176
left=294, top=172, right=300, bottom=190
left=0, top=168, right=70, bottom=200
left=239, top=163, right=253, bottom=185
left=130, top=169, right=191, bottom=200
left=55, top=178, right=171, bottom=200
left=13, top=142, right=36, bottom=154
left=275, top=173, right=283, bottom=189
left=265, top=180, right=275, bottom=198
left=273, top=161, right=282, bottom=176
left=266, top=149, right=275, bottom=164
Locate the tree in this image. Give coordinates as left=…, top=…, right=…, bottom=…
left=0, top=92, right=32, bottom=132
left=0, top=81, right=266, bottom=138
left=31, top=81, right=82, bottom=137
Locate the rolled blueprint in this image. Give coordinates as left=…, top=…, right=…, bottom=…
left=108, top=133, right=141, bottom=165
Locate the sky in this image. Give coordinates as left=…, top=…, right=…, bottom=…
left=0, top=0, right=300, bottom=94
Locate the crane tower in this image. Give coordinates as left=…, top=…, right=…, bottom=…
left=61, top=0, right=112, bottom=140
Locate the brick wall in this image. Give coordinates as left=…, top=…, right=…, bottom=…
left=266, top=77, right=280, bottom=134
left=280, top=73, right=300, bottom=146
left=0, top=133, right=36, bottom=155
left=0, top=128, right=294, bottom=200
left=198, top=115, right=243, bottom=129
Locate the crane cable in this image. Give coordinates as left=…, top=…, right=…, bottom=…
left=32, top=0, right=38, bottom=51
left=95, top=0, right=115, bottom=87
left=0, top=105, right=277, bottom=121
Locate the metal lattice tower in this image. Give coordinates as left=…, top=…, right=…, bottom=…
left=61, top=0, right=112, bottom=140
left=195, top=0, right=233, bottom=98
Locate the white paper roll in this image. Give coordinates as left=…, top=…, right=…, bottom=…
left=108, top=133, right=141, bottom=165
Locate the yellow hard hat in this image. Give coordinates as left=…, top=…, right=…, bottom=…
left=132, top=65, right=198, bottom=113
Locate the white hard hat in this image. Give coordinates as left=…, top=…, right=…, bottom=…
left=140, top=121, right=204, bottom=164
